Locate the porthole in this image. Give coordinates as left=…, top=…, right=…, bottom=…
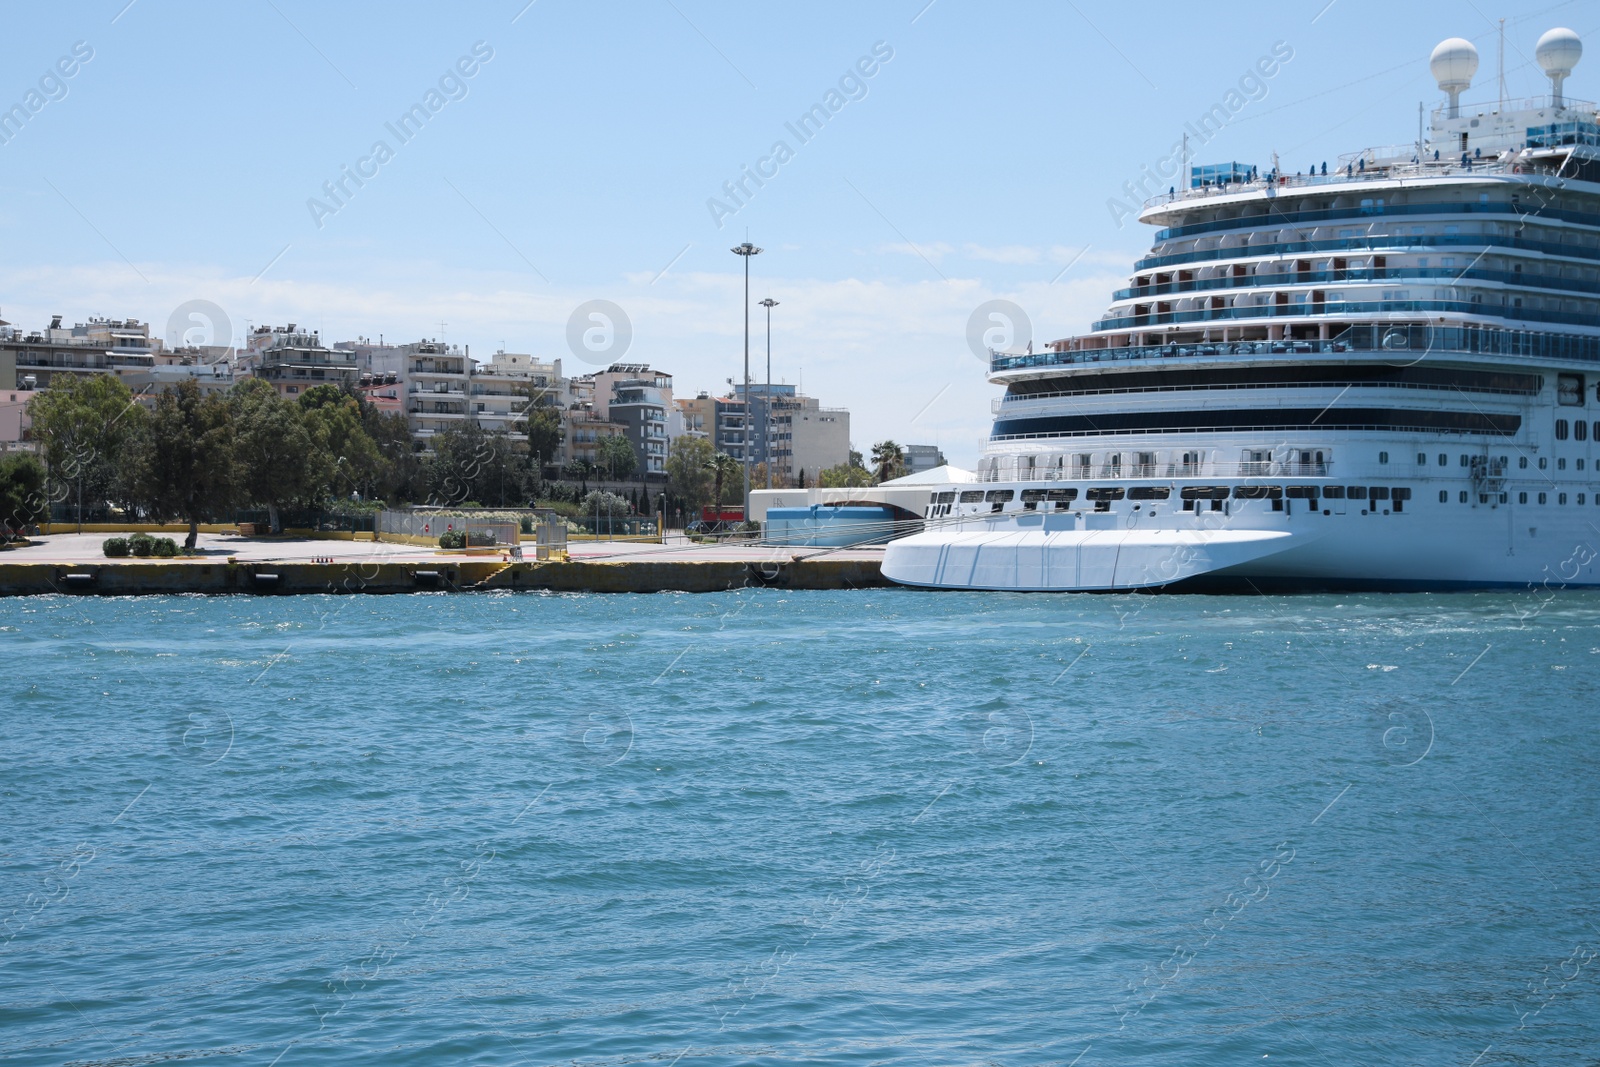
left=1539, top=458, right=1548, bottom=470
left=1519, top=491, right=1528, bottom=504
left=1556, top=419, right=1570, bottom=441
left=1378, top=451, right=1389, bottom=464
left=1459, top=491, right=1469, bottom=503
left=1416, top=452, right=1427, bottom=465
left=1539, top=492, right=1548, bottom=504
left=1440, top=490, right=1449, bottom=503
left=1519, top=456, right=1529, bottom=469
left=1440, top=454, right=1449, bottom=466
left=1559, top=493, right=1568, bottom=505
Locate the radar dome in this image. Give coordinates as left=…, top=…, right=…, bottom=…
left=1535, top=28, right=1581, bottom=77
left=1536, top=28, right=1581, bottom=106
left=1430, top=37, right=1479, bottom=89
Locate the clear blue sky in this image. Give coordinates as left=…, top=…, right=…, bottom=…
left=2, top=0, right=1593, bottom=465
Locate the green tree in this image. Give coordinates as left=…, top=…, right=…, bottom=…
left=360, top=401, right=419, bottom=502
left=596, top=433, right=637, bottom=482
left=523, top=404, right=563, bottom=490
left=0, top=452, right=48, bottom=537
left=666, top=436, right=713, bottom=511
left=231, top=379, right=316, bottom=532
left=703, top=450, right=742, bottom=507
left=299, top=387, right=384, bottom=501
left=425, top=423, right=521, bottom=507
left=819, top=462, right=873, bottom=488
left=26, top=374, right=144, bottom=526
left=870, top=440, right=906, bottom=484
left=126, top=379, right=237, bottom=550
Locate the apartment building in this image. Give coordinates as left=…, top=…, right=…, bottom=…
left=240, top=324, right=358, bottom=398
left=0, top=315, right=158, bottom=390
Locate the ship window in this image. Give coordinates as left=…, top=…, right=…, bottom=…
left=1046, top=488, right=1078, bottom=502
left=1460, top=454, right=1470, bottom=467
left=1347, top=486, right=1368, bottom=499
left=1021, top=489, right=1049, bottom=503
left=1378, top=451, right=1389, bottom=464
left=1538, top=492, right=1548, bottom=504
left=933, top=491, right=956, bottom=504
left=985, top=490, right=1014, bottom=503
left=1577, top=421, right=1589, bottom=442
left=1558, top=458, right=1567, bottom=470
left=959, top=491, right=984, bottom=503
left=1539, top=457, right=1548, bottom=470
left=1518, top=491, right=1528, bottom=504
left=1127, top=487, right=1170, bottom=500
left=1322, top=486, right=1345, bottom=499
left=1559, top=493, right=1568, bottom=505
left=1441, top=490, right=1450, bottom=503
left=1086, top=487, right=1125, bottom=501
left=1369, top=487, right=1390, bottom=500
left=1392, top=487, right=1412, bottom=500
left=1233, top=485, right=1283, bottom=499
left=1460, top=491, right=1469, bottom=503
left=1417, top=453, right=1427, bottom=465
left=1285, top=486, right=1319, bottom=498
left=1581, top=494, right=1588, bottom=505
left=1594, top=422, right=1599, bottom=440
left=1439, top=454, right=1448, bottom=466
left=1556, top=419, right=1570, bottom=440
left=1519, top=456, right=1529, bottom=469
left=1179, top=486, right=1229, bottom=500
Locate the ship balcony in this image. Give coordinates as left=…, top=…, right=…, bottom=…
left=1113, top=265, right=1600, bottom=302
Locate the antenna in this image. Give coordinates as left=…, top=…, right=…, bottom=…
left=1498, top=19, right=1506, bottom=110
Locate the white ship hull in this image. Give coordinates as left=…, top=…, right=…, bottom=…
left=883, top=498, right=1600, bottom=591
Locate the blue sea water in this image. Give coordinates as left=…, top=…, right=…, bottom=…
left=1, top=588, right=1597, bottom=1066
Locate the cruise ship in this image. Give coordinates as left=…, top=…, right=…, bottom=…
left=881, top=29, right=1600, bottom=591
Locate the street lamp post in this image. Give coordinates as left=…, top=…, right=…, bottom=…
left=730, top=242, right=762, bottom=522
left=758, top=297, right=778, bottom=489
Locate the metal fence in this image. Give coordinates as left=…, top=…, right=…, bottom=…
left=376, top=510, right=520, bottom=546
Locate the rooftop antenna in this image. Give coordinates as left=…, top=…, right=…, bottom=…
left=1536, top=28, right=1582, bottom=109
left=1431, top=37, right=1478, bottom=119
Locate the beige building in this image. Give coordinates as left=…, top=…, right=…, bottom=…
left=240, top=324, right=357, bottom=399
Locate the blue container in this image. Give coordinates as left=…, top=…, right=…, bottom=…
left=765, top=505, right=900, bottom=547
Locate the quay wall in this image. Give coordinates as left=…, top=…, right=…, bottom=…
left=0, top=557, right=888, bottom=596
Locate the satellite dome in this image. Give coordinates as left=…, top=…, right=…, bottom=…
left=1536, top=28, right=1581, bottom=77
left=1536, top=28, right=1582, bottom=106
left=1430, top=37, right=1479, bottom=89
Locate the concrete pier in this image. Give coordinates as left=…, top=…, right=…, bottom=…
left=0, top=533, right=889, bottom=595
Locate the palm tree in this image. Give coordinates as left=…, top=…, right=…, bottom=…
left=702, top=451, right=741, bottom=511
left=870, top=440, right=905, bottom=484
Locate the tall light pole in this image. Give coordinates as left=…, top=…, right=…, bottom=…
left=758, top=297, right=778, bottom=489
left=731, top=241, right=762, bottom=521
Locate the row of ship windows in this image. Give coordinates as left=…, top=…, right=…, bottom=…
left=931, top=485, right=1414, bottom=513
left=929, top=485, right=1594, bottom=515
left=1379, top=452, right=1588, bottom=470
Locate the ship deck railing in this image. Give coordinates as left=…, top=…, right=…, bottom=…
left=992, top=324, right=1600, bottom=373
left=975, top=462, right=1332, bottom=484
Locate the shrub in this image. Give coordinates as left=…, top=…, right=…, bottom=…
left=153, top=538, right=178, bottom=558
left=102, top=537, right=130, bottom=557
left=438, top=530, right=466, bottom=549
left=129, top=533, right=156, bottom=557
left=467, top=530, right=497, bottom=546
